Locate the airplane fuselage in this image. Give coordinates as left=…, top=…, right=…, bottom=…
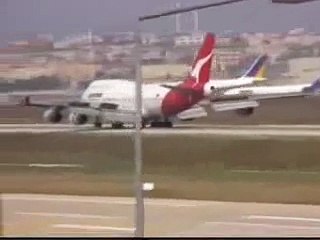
left=80, top=79, right=204, bottom=122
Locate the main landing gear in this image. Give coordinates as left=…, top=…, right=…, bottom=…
left=93, top=120, right=173, bottom=129
left=94, top=121, right=144, bottom=129
left=111, top=122, right=124, bottom=129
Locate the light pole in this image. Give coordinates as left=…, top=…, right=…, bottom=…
left=133, top=22, right=144, bottom=237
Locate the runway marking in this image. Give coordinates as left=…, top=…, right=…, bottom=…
left=205, top=221, right=320, bottom=230
left=245, top=215, right=320, bottom=223
left=4, top=194, right=199, bottom=207
left=0, top=163, right=84, bottom=168
left=53, top=224, right=134, bottom=232
left=82, top=128, right=320, bottom=138
left=49, top=231, right=130, bottom=236
left=230, top=170, right=319, bottom=175
left=16, top=212, right=124, bottom=220
left=28, top=164, right=84, bottom=168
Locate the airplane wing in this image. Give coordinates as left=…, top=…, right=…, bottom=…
left=20, top=96, right=118, bottom=110
left=8, top=89, right=81, bottom=97
left=19, top=96, right=67, bottom=108
left=20, top=96, right=137, bottom=123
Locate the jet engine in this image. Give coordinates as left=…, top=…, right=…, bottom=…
left=68, top=113, right=88, bottom=125
left=236, top=107, right=254, bottom=116
left=43, top=107, right=63, bottom=123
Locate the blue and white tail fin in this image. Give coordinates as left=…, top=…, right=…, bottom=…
left=241, top=54, right=268, bottom=81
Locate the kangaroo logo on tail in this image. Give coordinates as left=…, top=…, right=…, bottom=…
left=191, top=49, right=214, bottom=83
left=190, top=33, right=215, bottom=85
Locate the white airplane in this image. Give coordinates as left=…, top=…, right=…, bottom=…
left=22, top=33, right=217, bottom=128
left=205, top=54, right=268, bottom=93
left=224, top=80, right=320, bottom=97
left=205, top=76, right=320, bottom=117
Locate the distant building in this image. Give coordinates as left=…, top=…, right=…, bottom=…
left=142, top=50, right=165, bottom=64
left=215, top=49, right=242, bottom=66
left=287, top=57, right=320, bottom=84
left=111, top=32, right=135, bottom=44
left=54, top=31, right=103, bottom=49
left=6, top=37, right=53, bottom=52
left=174, top=32, right=204, bottom=46
left=141, top=33, right=161, bottom=45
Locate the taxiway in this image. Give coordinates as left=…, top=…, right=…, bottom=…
left=2, top=193, right=320, bottom=237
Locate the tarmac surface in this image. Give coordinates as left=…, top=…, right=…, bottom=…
left=2, top=124, right=320, bottom=138
left=2, top=194, right=320, bottom=237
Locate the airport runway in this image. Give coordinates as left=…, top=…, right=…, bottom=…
left=2, top=194, right=320, bottom=237
left=2, top=124, right=320, bottom=138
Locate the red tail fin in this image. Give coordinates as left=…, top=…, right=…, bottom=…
left=190, top=33, right=215, bottom=84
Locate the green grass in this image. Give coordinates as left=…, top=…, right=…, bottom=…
left=2, top=171, right=320, bottom=205
left=2, top=133, right=320, bottom=173
left=2, top=133, right=320, bottom=204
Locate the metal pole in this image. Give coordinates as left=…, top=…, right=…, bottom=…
left=175, top=2, right=181, bottom=33
left=193, top=11, right=199, bottom=32
left=134, top=23, right=144, bottom=237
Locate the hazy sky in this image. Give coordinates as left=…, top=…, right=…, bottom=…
left=1, top=0, right=320, bottom=44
